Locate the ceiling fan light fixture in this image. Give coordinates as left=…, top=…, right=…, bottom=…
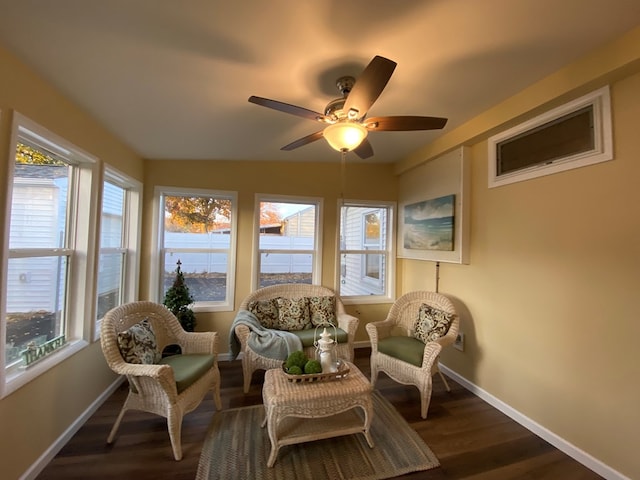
left=323, top=122, right=368, bottom=152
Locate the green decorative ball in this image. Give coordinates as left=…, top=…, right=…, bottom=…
left=287, top=365, right=303, bottom=375
left=285, top=350, right=308, bottom=370
left=304, top=359, right=322, bottom=374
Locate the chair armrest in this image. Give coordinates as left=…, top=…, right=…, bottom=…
left=178, top=331, right=219, bottom=356
left=422, top=341, right=443, bottom=371
left=365, top=319, right=395, bottom=352
left=110, top=361, right=179, bottom=401
left=234, top=324, right=250, bottom=351
left=365, top=319, right=394, bottom=339
left=336, top=313, right=359, bottom=341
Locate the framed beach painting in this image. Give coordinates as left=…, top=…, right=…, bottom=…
left=403, top=195, right=455, bottom=251
left=398, top=147, right=470, bottom=264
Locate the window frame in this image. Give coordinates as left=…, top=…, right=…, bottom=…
left=488, top=85, right=613, bottom=188
left=337, top=200, right=395, bottom=305
left=94, top=166, right=142, bottom=339
left=151, top=186, right=238, bottom=313
left=253, top=194, right=323, bottom=290
left=1, top=112, right=99, bottom=397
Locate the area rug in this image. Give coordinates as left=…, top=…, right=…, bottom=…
left=196, top=391, right=440, bottom=480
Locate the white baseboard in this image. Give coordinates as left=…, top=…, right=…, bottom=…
left=438, top=364, right=630, bottom=480
left=21, top=377, right=125, bottom=480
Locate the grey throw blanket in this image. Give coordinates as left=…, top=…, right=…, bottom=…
left=229, top=310, right=303, bottom=361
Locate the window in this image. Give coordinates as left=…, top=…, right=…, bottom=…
left=1, top=113, right=98, bottom=396
left=254, top=196, right=322, bottom=289
left=153, top=187, right=237, bottom=312
left=338, top=201, right=394, bottom=303
left=95, top=168, right=141, bottom=338
left=488, top=86, right=613, bottom=188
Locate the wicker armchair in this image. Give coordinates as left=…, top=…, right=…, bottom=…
left=100, top=301, right=222, bottom=460
left=366, top=291, right=459, bottom=419
left=234, top=284, right=358, bottom=393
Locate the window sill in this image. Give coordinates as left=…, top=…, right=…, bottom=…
left=342, top=295, right=394, bottom=306
left=2, top=338, right=88, bottom=398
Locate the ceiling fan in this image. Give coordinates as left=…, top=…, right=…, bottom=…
left=248, top=55, right=448, bottom=159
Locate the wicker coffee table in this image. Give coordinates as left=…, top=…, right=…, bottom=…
left=261, top=361, right=374, bottom=467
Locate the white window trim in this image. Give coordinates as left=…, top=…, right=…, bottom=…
left=488, top=85, right=613, bottom=188
left=337, top=200, right=395, bottom=305
left=1, top=112, right=99, bottom=398
left=150, top=186, right=237, bottom=313
left=94, top=166, right=142, bottom=340
left=253, top=194, right=323, bottom=291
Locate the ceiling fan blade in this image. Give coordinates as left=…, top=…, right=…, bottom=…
left=364, top=115, right=448, bottom=131
left=354, top=138, right=374, bottom=159
left=281, top=131, right=325, bottom=151
left=343, top=56, right=397, bottom=119
left=249, top=96, right=329, bottom=123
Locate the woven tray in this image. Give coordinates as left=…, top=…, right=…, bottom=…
left=282, top=360, right=350, bottom=383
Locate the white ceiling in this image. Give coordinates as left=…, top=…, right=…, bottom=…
left=1, top=0, right=639, bottom=164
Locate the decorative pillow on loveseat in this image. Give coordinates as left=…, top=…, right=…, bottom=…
left=276, top=296, right=311, bottom=331
left=413, top=304, right=455, bottom=343
left=247, top=299, right=280, bottom=329
left=116, top=318, right=162, bottom=364
left=308, top=295, right=336, bottom=327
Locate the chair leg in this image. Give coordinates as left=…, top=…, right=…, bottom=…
left=107, top=403, right=128, bottom=444
left=420, top=389, right=432, bottom=420
left=213, top=384, right=222, bottom=410
left=438, top=370, right=451, bottom=392
left=167, top=410, right=183, bottom=461
left=242, top=357, right=253, bottom=394
left=370, top=361, right=379, bottom=387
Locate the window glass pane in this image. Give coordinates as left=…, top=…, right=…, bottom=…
left=364, top=253, right=382, bottom=280
left=163, top=252, right=228, bottom=302
left=101, top=182, right=124, bottom=248
left=364, top=212, right=381, bottom=245
left=340, top=253, right=385, bottom=296
left=164, top=195, right=232, bottom=235
left=258, top=201, right=316, bottom=286
left=5, top=256, right=68, bottom=365
left=259, top=202, right=315, bottom=250
left=10, top=143, right=69, bottom=249
left=97, top=252, right=123, bottom=319
left=259, top=253, right=312, bottom=288
left=161, top=194, right=233, bottom=305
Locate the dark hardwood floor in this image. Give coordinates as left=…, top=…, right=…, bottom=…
left=36, top=348, right=602, bottom=479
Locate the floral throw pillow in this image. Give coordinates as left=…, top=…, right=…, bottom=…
left=308, top=296, right=336, bottom=327
left=276, top=297, right=311, bottom=331
left=247, top=299, right=280, bottom=329
left=413, top=304, right=455, bottom=343
left=116, top=318, right=161, bottom=364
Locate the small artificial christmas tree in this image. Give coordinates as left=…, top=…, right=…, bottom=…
left=163, top=260, right=196, bottom=332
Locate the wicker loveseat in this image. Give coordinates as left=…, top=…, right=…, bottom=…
left=232, top=284, right=358, bottom=393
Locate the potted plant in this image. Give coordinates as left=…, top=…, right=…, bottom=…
left=163, top=260, right=196, bottom=332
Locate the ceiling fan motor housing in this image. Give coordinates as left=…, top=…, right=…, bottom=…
left=325, top=76, right=356, bottom=120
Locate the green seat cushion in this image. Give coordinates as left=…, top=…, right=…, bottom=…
left=158, top=353, right=215, bottom=394
left=378, top=336, right=425, bottom=367
left=291, top=327, right=349, bottom=348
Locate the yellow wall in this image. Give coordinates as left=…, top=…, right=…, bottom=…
left=0, top=46, right=144, bottom=480
left=398, top=27, right=640, bottom=479
left=140, top=159, right=397, bottom=343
